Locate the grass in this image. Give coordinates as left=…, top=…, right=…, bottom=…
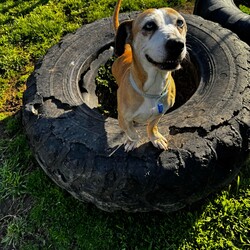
left=239, top=4, right=250, bottom=14
left=0, top=0, right=249, bottom=249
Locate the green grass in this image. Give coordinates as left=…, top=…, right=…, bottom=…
left=239, top=5, right=250, bottom=14
left=0, top=0, right=249, bottom=249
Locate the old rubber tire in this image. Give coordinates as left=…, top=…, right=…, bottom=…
left=22, top=13, right=250, bottom=212
left=194, top=0, right=250, bottom=45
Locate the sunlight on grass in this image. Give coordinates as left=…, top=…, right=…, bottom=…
left=239, top=4, right=250, bottom=14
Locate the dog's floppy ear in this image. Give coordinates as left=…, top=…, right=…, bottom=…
left=114, top=20, right=133, bottom=56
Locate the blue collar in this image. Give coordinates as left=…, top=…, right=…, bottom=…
left=129, top=74, right=170, bottom=114
left=129, top=73, right=170, bottom=100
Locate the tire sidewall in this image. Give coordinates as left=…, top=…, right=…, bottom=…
left=23, top=13, right=250, bottom=212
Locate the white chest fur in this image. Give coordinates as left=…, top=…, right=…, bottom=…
left=130, top=71, right=170, bottom=123
left=133, top=95, right=169, bottom=123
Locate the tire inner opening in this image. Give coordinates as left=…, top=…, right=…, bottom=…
left=79, top=49, right=200, bottom=119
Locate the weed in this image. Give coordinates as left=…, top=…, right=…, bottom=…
left=95, top=57, right=118, bottom=118
left=239, top=4, right=250, bottom=14
left=1, top=216, right=27, bottom=248
left=0, top=118, right=32, bottom=201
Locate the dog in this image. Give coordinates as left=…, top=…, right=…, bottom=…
left=112, top=0, right=187, bottom=152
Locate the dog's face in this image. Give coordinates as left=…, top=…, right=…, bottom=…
left=115, top=8, right=187, bottom=71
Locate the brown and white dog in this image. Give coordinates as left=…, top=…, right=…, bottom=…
left=112, top=0, right=187, bottom=151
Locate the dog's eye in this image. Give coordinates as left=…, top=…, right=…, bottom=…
left=177, top=19, right=184, bottom=28
left=143, top=21, right=157, bottom=32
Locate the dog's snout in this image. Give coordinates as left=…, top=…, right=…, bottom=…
left=165, top=39, right=184, bottom=57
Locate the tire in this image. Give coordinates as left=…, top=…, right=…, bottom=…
left=194, top=0, right=250, bottom=45
left=22, top=13, right=250, bottom=212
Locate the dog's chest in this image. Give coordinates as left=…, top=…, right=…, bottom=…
left=133, top=97, right=168, bottom=123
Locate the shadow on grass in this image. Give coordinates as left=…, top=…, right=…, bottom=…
left=0, top=99, right=245, bottom=249
left=0, top=111, right=199, bottom=249
left=1, top=112, right=249, bottom=249
left=18, top=165, right=206, bottom=249
left=9, top=162, right=249, bottom=249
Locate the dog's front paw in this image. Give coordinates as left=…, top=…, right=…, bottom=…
left=150, top=135, right=168, bottom=150
left=124, top=139, right=138, bottom=152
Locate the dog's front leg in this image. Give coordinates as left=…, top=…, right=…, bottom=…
left=118, top=115, right=139, bottom=152
left=147, top=117, right=168, bottom=150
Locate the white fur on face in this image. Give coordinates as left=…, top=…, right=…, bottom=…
left=132, top=8, right=187, bottom=71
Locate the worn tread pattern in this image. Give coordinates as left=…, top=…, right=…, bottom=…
left=22, top=13, right=250, bottom=212
left=194, top=0, right=250, bottom=45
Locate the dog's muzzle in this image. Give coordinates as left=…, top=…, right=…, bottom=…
left=145, top=54, right=180, bottom=70
left=146, top=38, right=185, bottom=71
left=165, top=39, right=185, bottom=58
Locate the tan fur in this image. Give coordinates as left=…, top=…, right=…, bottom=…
left=113, top=0, right=122, bottom=32
left=112, top=0, right=187, bottom=151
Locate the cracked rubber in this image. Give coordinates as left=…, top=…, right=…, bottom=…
left=194, top=0, right=250, bottom=45
left=22, top=13, right=250, bottom=212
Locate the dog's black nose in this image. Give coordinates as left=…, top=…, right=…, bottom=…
left=165, top=39, right=184, bottom=57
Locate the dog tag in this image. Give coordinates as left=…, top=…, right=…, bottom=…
left=157, top=103, right=164, bottom=114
